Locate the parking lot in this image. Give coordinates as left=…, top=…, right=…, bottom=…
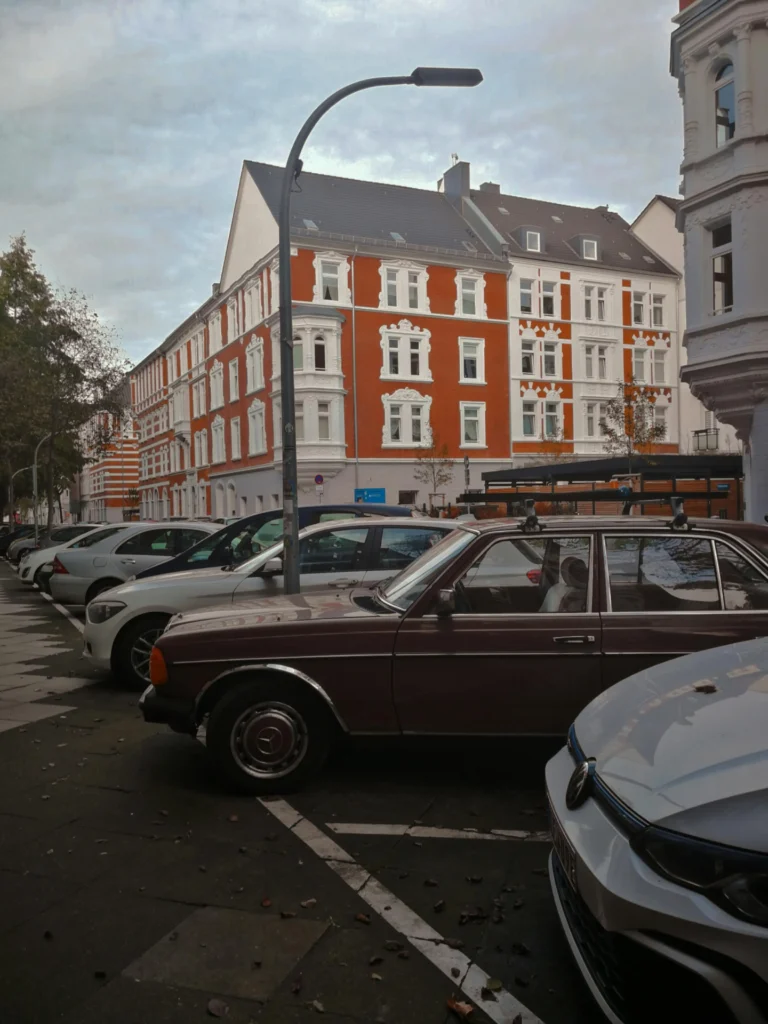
left=0, top=563, right=604, bottom=1024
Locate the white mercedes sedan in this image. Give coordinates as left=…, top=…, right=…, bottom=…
left=546, top=636, right=768, bottom=1024
left=83, top=517, right=455, bottom=688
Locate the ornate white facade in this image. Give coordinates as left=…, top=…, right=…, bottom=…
left=671, top=0, right=768, bottom=519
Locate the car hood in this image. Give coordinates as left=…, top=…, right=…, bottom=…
left=574, top=637, right=768, bottom=851
left=101, top=566, right=241, bottom=598
left=163, top=586, right=385, bottom=636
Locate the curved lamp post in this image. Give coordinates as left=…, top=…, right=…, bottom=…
left=279, top=66, right=483, bottom=593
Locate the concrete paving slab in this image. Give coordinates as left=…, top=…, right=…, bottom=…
left=124, top=906, right=328, bottom=1001
left=0, top=701, right=76, bottom=722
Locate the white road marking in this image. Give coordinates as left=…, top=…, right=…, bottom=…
left=260, top=797, right=544, bottom=1024
left=39, top=591, right=85, bottom=634
left=327, top=822, right=549, bottom=841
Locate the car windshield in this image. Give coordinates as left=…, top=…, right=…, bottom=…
left=232, top=539, right=284, bottom=575
left=381, top=527, right=476, bottom=611
left=185, top=517, right=280, bottom=566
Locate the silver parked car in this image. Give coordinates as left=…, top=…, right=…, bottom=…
left=48, top=522, right=220, bottom=605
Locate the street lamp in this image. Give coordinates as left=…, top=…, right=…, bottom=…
left=33, top=433, right=52, bottom=546
left=278, top=66, right=483, bottom=593
left=7, top=465, right=32, bottom=527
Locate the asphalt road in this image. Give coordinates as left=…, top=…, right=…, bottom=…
left=0, top=563, right=605, bottom=1024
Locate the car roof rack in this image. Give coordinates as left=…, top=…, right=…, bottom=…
left=668, top=497, right=690, bottom=532
left=519, top=499, right=544, bottom=534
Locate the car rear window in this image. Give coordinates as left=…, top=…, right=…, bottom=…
left=70, top=527, right=127, bottom=549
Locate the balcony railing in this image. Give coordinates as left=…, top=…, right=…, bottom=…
left=692, top=428, right=719, bottom=452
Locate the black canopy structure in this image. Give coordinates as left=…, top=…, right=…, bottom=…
left=456, top=454, right=744, bottom=518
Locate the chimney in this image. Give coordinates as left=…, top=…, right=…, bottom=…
left=439, top=159, right=470, bottom=199
left=212, top=282, right=220, bottom=296
left=479, top=182, right=500, bottom=194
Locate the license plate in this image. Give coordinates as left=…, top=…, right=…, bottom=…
left=550, top=801, right=578, bottom=892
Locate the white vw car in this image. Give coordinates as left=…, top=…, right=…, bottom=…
left=49, top=521, right=219, bottom=606
left=547, top=636, right=768, bottom=1024
left=84, top=517, right=454, bottom=688
left=18, top=524, right=103, bottom=587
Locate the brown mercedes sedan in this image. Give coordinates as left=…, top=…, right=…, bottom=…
left=141, top=515, right=768, bottom=793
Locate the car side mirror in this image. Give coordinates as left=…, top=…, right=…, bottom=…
left=436, top=588, right=456, bottom=617
left=258, top=557, right=283, bottom=578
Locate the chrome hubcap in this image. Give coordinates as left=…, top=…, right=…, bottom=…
left=230, top=702, right=308, bottom=779
left=131, top=628, right=164, bottom=681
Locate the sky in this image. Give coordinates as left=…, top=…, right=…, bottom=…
left=0, top=0, right=683, bottom=363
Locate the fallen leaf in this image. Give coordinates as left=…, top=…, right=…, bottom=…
left=481, top=987, right=497, bottom=1002
left=511, top=941, right=531, bottom=956
left=447, top=995, right=474, bottom=1018
left=265, top=833, right=279, bottom=842
left=41, top=795, right=50, bottom=801
left=445, top=938, right=465, bottom=950
left=694, top=682, right=718, bottom=694
left=397, top=950, right=410, bottom=960
left=261, top=898, right=272, bottom=908
left=398, top=871, right=409, bottom=879
left=207, top=998, right=229, bottom=1018
left=465, top=875, right=483, bottom=884
left=252, top=960, right=262, bottom=969
left=280, top=911, right=296, bottom=919
left=369, top=956, right=384, bottom=966
left=513, top=900, right=525, bottom=910
left=228, top=814, right=239, bottom=823
left=168, top=932, right=178, bottom=942
left=198, top=865, right=207, bottom=873
left=354, top=913, right=371, bottom=925
left=371, top=973, right=382, bottom=981
left=486, top=978, right=502, bottom=991
left=311, top=1000, right=325, bottom=1014
left=238, top=846, right=248, bottom=854
left=300, top=898, right=317, bottom=909
left=291, top=974, right=303, bottom=995
left=93, top=970, right=107, bottom=980
left=424, top=878, right=439, bottom=887
left=451, top=967, right=461, bottom=979
left=514, top=975, right=529, bottom=988
left=433, top=899, right=446, bottom=913
left=383, top=940, right=403, bottom=952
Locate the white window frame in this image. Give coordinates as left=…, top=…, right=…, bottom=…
left=378, top=261, right=429, bottom=313
left=312, top=251, right=351, bottom=305
left=519, top=395, right=562, bottom=440
left=519, top=334, right=562, bottom=379
left=584, top=342, right=609, bottom=380
left=228, top=358, right=239, bottom=403
left=227, top=298, right=239, bottom=343
left=245, top=280, right=262, bottom=329
left=211, top=416, right=225, bottom=464
left=651, top=293, right=665, bottom=327
left=247, top=399, right=266, bottom=456
left=381, top=388, right=433, bottom=448
left=460, top=401, right=486, bottom=449
left=584, top=284, right=608, bottom=322
left=520, top=278, right=534, bottom=315
left=230, top=417, right=241, bottom=460
left=525, top=230, right=541, bottom=253
left=458, top=337, right=485, bottom=384
left=379, top=320, right=432, bottom=382
left=295, top=400, right=305, bottom=442
left=209, top=312, right=222, bottom=353
left=632, top=291, right=646, bottom=326
left=317, top=400, right=331, bottom=442
left=654, top=402, right=668, bottom=434
left=712, top=220, right=733, bottom=316
left=544, top=400, right=561, bottom=439
left=582, top=239, right=598, bottom=261
left=209, top=360, right=224, bottom=410
left=633, top=347, right=647, bottom=382
left=245, top=337, right=264, bottom=394
left=585, top=401, right=609, bottom=438
left=522, top=400, right=537, bottom=437
left=541, top=280, right=558, bottom=319
left=652, top=347, right=667, bottom=384
left=455, top=269, right=487, bottom=319
left=715, top=62, right=736, bottom=149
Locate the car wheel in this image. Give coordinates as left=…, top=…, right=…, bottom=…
left=114, top=614, right=170, bottom=689
left=85, top=579, right=122, bottom=604
left=206, top=678, right=333, bottom=795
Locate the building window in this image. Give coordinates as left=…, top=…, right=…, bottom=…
left=597, top=287, right=607, bottom=321
left=230, top=417, right=241, bottom=459
left=228, top=359, right=239, bottom=402
left=543, top=342, right=556, bottom=377
left=652, top=294, right=665, bottom=327
left=460, top=276, right=476, bottom=315
left=313, top=252, right=351, bottom=305
left=248, top=400, right=266, bottom=455
left=522, top=340, right=534, bottom=375
left=293, top=335, right=303, bottom=371
left=654, top=404, right=667, bottom=436
left=715, top=62, right=736, bottom=148
left=633, top=291, right=645, bottom=325
left=460, top=402, right=486, bottom=447
left=318, top=401, right=331, bottom=441
left=525, top=230, right=541, bottom=252
left=382, top=389, right=432, bottom=447
left=209, top=313, right=222, bottom=353
left=584, top=285, right=608, bottom=322
left=520, top=279, right=534, bottom=315
left=598, top=345, right=607, bottom=379
left=379, top=263, right=428, bottom=312
left=245, top=281, right=261, bottom=329
left=712, top=220, right=733, bottom=315
left=320, top=262, right=339, bottom=301
left=522, top=401, right=536, bottom=436
left=191, top=330, right=205, bottom=369
left=211, top=417, right=225, bottom=463
left=459, top=338, right=485, bottom=383
left=227, top=299, right=239, bottom=343
left=209, top=362, right=224, bottom=409
left=314, top=334, right=326, bottom=371
left=380, top=322, right=431, bottom=381
left=653, top=348, right=666, bottom=384
left=542, top=281, right=556, bottom=317
left=585, top=344, right=608, bottom=380
left=295, top=401, right=304, bottom=442
left=586, top=402, right=608, bottom=438
left=544, top=402, right=560, bottom=438
left=245, top=337, right=264, bottom=393
left=583, top=239, right=598, bottom=261
left=455, top=270, right=486, bottom=318
left=633, top=348, right=646, bottom=382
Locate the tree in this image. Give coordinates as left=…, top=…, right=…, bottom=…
left=126, top=488, right=140, bottom=510
left=535, top=427, right=571, bottom=465
left=602, top=379, right=667, bottom=465
left=413, top=431, right=454, bottom=508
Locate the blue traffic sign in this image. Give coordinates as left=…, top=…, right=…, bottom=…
left=355, top=488, right=386, bottom=503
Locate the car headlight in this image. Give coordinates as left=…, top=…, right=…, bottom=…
left=631, top=827, right=768, bottom=926
left=87, top=601, right=127, bottom=625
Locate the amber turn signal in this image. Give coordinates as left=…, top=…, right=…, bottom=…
left=149, top=645, right=168, bottom=686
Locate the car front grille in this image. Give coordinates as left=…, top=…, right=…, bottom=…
left=552, top=853, right=743, bottom=1024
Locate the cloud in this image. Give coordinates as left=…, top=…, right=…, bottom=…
left=0, top=0, right=682, bottom=361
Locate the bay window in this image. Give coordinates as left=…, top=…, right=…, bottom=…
left=585, top=402, right=608, bottom=438
left=314, top=334, right=326, bottom=371
left=712, top=220, right=733, bottom=315
left=318, top=402, right=331, bottom=441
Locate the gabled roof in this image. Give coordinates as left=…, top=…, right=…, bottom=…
left=471, top=189, right=678, bottom=277
left=656, top=195, right=682, bottom=213
left=244, top=161, right=498, bottom=260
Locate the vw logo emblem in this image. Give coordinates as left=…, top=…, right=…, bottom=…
left=566, top=759, right=596, bottom=810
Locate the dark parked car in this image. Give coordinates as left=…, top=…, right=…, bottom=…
left=0, top=525, right=35, bottom=557
left=134, top=504, right=423, bottom=579
left=141, top=515, right=768, bottom=793
left=8, top=523, right=98, bottom=564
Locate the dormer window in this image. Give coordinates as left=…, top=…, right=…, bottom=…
left=582, top=239, right=598, bottom=261
left=715, top=62, right=735, bottom=148
left=525, top=230, right=541, bottom=253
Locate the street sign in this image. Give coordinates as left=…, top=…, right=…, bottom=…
left=314, top=474, right=324, bottom=485
left=354, top=488, right=386, bottom=503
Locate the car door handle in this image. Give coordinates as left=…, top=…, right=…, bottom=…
left=554, top=635, right=596, bottom=645
left=329, top=578, right=359, bottom=589
left=121, top=558, right=137, bottom=565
